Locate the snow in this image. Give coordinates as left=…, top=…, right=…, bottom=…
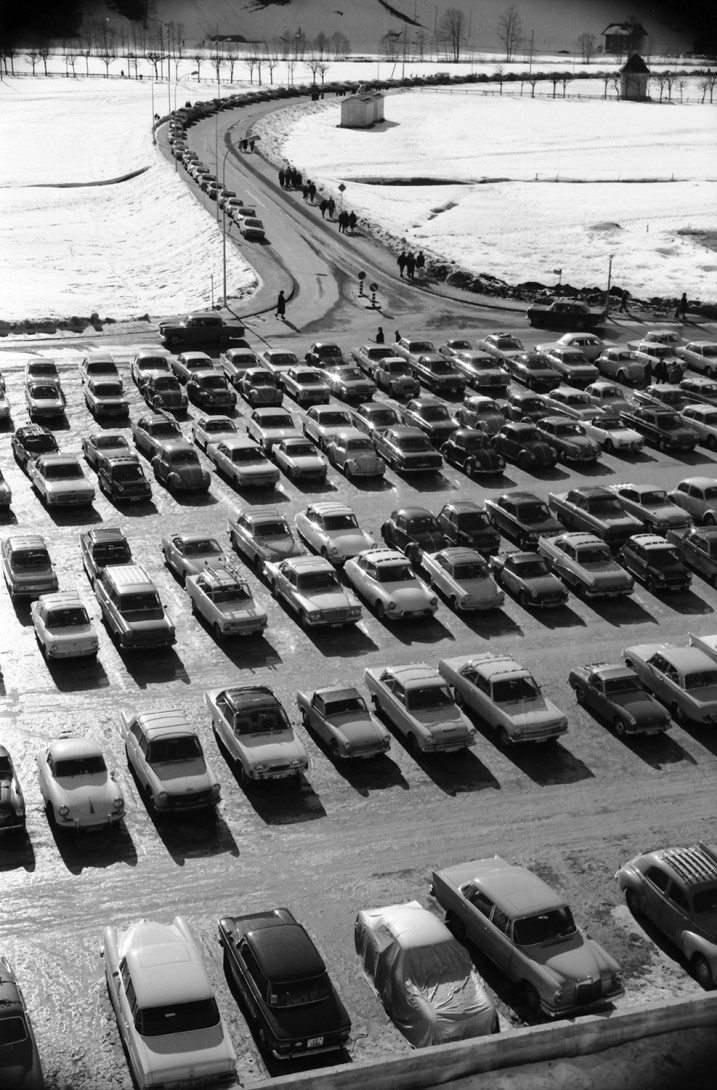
left=0, top=79, right=257, bottom=321
left=261, top=88, right=717, bottom=302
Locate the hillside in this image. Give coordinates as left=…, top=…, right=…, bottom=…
left=2, top=0, right=696, bottom=54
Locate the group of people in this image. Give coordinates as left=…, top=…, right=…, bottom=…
left=279, top=165, right=305, bottom=189
left=278, top=164, right=361, bottom=235
left=397, top=250, right=424, bottom=280
left=619, top=288, right=690, bottom=322
left=642, top=358, right=683, bottom=385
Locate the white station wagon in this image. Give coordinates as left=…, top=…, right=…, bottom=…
left=30, top=591, right=99, bottom=660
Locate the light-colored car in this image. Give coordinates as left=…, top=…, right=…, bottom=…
left=595, top=347, right=644, bottom=384
left=476, top=332, right=525, bottom=363
left=351, top=343, right=397, bottom=375
left=227, top=507, right=304, bottom=570
left=422, top=548, right=504, bottom=612
left=272, top=437, right=328, bottom=482
left=24, top=358, right=59, bottom=383
left=609, top=482, right=693, bottom=532
left=539, top=386, right=602, bottom=422
left=246, top=407, right=302, bottom=452
left=30, top=453, right=96, bottom=507
left=94, top=563, right=176, bottom=650
left=537, top=532, right=634, bottom=598
left=2, top=534, right=58, bottom=598
left=582, top=414, right=644, bottom=454
left=266, top=555, right=362, bottom=628
left=186, top=563, right=268, bottom=639
left=161, top=532, right=227, bottom=584
left=191, top=414, right=238, bottom=452
left=80, top=527, right=132, bottom=586
left=538, top=346, right=598, bottom=387
left=616, top=842, right=717, bottom=989
left=454, top=394, right=505, bottom=436
left=30, top=591, right=99, bottom=660
left=325, top=428, right=385, bottom=479
left=431, top=857, right=623, bottom=1017
left=37, top=737, right=124, bottom=831
left=102, top=916, right=236, bottom=1090
left=670, top=476, right=717, bottom=525
left=25, top=380, right=67, bottom=418
left=373, top=357, right=421, bottom=398
left=584, top=380, right=632, bottom=415
left=355, top=901, right=497, bottom=1047
left=642, top=329, right=684, bottom=349
left=676, top=341, right=717, bottom=378
left=258, top=348, right=300, bottom=376
left=296, top=686, right=391, bottom=759
left=320, top=365, right=374, bottom=403
left=205, top=684, right=308, bottom=781
left=0, top=387, right=10, bottom=420
left=82, top=431, right=132, bottom=469
left=680, top=375, right=717, bottom=407
left=207, top=436, right=280, bottom=489
left=171, top=350, right=216, bottom=385
left=623, top=642, right=717, bottom=726
left=680, top=403, right=717, bottom=450
left=302, top=405, right=355, bottom=449
left=632, top=341, right=684, bottom=375
left=280, top=367, right=330, bottom=407
left=220, top=347, right=262, bottom=384
left=119, top=707, right=222, bottom=813
left=0, top=748, right=26, bottom=835
left=363, top=663, right=476, bottom=755
left=0, top=957, right=44, bottom=1087
left=343, top=547, right=438, bottom=621
left=130, top=348, right=173, bottom=390
left=551, top=332, right=607, bottom=361
left=438, top=652, right=568, bottom=746
left=239, top=216, right=265, bottom=241
left=0, top=469, right=12, bottom=509
left=451, top=350, right=508, bottom=392
left=84, top=377, right=129, bottom=418
left=295, top=502, right=375, bottom=565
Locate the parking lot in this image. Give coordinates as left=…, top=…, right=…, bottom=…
left=2, top=320, right=717, bottom=1088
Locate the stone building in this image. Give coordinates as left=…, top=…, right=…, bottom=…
left=620, top=54, right=650, bottom=100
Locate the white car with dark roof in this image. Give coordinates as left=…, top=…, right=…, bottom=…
left=343, top=547, right=438, bottom=620
left=421, top=547, right=504, bottom=612
left=295, top=502, right=375, bottom=565
left=364, top=662, right=476, bottom=755
left=266, top=555, right=362, bottom=628
left=296, top=686, right=391, bottom=759
left=31, top=592, right=99, bottom=660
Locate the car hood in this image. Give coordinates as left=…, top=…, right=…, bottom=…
left=383, top=584, right=434, bottom=606
left=237, top=732, right=306, bottom=763
left=411, top=708, right=471, bottom=734
left=186, top=555, right=227, bottom=574
left=499, top=695, right=565, bottom=729
left=52, top=776, right=118, bottom=814
left=44, top=478, right=94, bottom=496
left=288, top=454, right=325, bottom=469
left=328, top=712, right=387, bottom=745
left=351, top=451, right=383, bottom=467
left=459, top=577, right=502, bottom=601
left=526, top=933, right=615, bottom=983
left=609, top=691, right=667, bottom=720
left=526, top=573, right=566, bottom=595
left=252, top=387, right=282, bottom=402
left=584, top=561, right=632, bottom=584
left=175, top=464, right=207, bottom=484
left=264, top=536, right=302, bottom=560
left=330, top=530, right=375, bottom=553
left=648, top=504, right=691, bottom=524
left=411, top=530, right=446, bottom=550
left=149, top=758, right=215, bottom=793
left=301, top=590, right=353, bottom=610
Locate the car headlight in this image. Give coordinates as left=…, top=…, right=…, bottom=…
left=47, top=642, right=58, bottom=653
left=201, top=471, right=210, bottom=484
left=655, top=519, right=669, bottom=532
left=329, top=544, right=341, bottom=555
left=113, top=797, right=124, bottom=810
left=626, top=713, right=637, bottom=726
left=289, top=758, right=306, bottom=768
left=386, top=600, right=397, bottom=611
left=59, top=804, right=70, bottom=816
left=90, top=639, right=99, bottom=649
left=157, top=791, right=167, bottom=804
left=211, top=783, right=221, bottom=797
left=429, top=596, right=438, bottom=607
left=343, top=743, right=353, bottom=755
left=461, top=595, right=472, bottom=607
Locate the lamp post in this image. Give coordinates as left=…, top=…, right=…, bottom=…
left=606, top=253, right=614, bottom=314
left=220, top=139, right=241, bottom=308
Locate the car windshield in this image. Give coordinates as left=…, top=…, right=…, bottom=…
left=138, top=357, right=170, bottom=371
left=683, top=669, right=717, bottom=690
left=519, top=429, right=542, bottom=443
left=514, top=907, right=577, bottom=945
left=201, top=375, right=226, bottom=389
left=32, top=385, right=62, bottom=398
left=598, top=388, right=622, bottom=400
left=233, top=705, right=289, bottom=735
left=147, top=736, right=202, bottom=763
left=13, top=550, right=51, bottom=569
left=43, top=462, right=82, bottom=479
left=205, top=419, right=236, bottom=433
left=297, top=372, right=322, bottom=384
left=211, top=583, right=250, bottom=603
left=600, top=419, right=624, bottom=432
left=452, top=562, right=488, bottom=579
left=407, top=516, right=439, bottom=533
left=325, top=695, right=366, bottom=716
left=337, top=368, right=363, bottom=381
left=640, top=490, right=668, bottom=505
left=154, top=377, right=180, bottom=391
left=492, top=677, right=540, bottom=703
left=317, top=345, right=342, bottom=357
left=463, top=357, right=494, bottom=371
left=168, top=451, right=200, bottom=467
left=138, top=998, right=220, bottom=1037
left=511, top=557, right=549, bottom=577
left=385, top=361, right=411, bottom=374
left=398, top=436, right=431, bottom=451
left=54, top=755, right=106, bottom=777
left=647, top=346, right=671, bottom=359
left=579, top=546, right=611, bottom=564
left=262, top=414, right=293, bottom=428
left=604, top=676, right=642, bottom=695
left=0, top=1017, right=27, bottom=1046
left=94, top=543, right=131, bottom=564
left=25, top=434, right=57, bottom=453
left=409, top=341, right=435, bottom=352
left=95, top=383, right=123, bottom=396
left=427, top=360, right=456, bottom=375
left=45, top=607, right=89, bottom=627
left=183, top=538, right=222, bottom=556
left=119, top=592, right=163, bottom=617
left=284, top=441, right=315, bottom=457
left=495, top=336, right=522, bottom=350
left=317, top=413, right=350, bottom=426
left=406, top=685, right=453, bottom=710
left=150, top=423, right=179, bottom=437
left=346, top=439, right=373, bottom=452
left=588, top=497, right=624, bottom=515
left=268, top=975, right=332, bottom=1008
left=554, top=423, right=583, bottom=436
left=29, top=363, right=58, bottom=377
left=255, top=521, right=289, bottom=537
left=421, top=405, right=451, bottom=421
left=268, top=354, right=296, bottom=367
left=297, top=571, right=340, bottom=591
left=187, top=359, right=213, bottom=371
left=459, top=435, right=490, bottom=451
left=96, top=435, right=128, bottom=450
left=376, top=563, right=414, bottom=583
left=518, top=503, right=551, bottom=523
left=368, top=410, right=398, bottom=426
left=113, top=464, right=144, bottom=482
left=231, top=447, right=265, bottom=463
left=322, top=513, right=358, bottom=530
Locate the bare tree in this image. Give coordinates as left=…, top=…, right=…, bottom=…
left=37, top=47, right=50, bottom=76
left=147, top=53, right=163, bottom=80
left=316, top=61, right=330, bottom=87
left=330, top=32, right=350, bottom=60
left=382, top=30, right=401, bottom=59
left=263, top=44, right=279, bottom=84
left=560, top=74, right=573, bottom=97
left=255, top=56, right=264, bottom=85
left=62, top=46, right=78, bottom=77
left=211, top=47, right=223, bottom=86
left=699, top=71, right=716, bottom=103
left=413, top=30, right=426, bottom=61
left=497, top=6, right=523, bottom=63
left=2, top=47, right=17, bottom=75
left=304, top=57, right=322, bottom=81
left=192, top=54, right=203, bottom=81
left=225, top=45, right=238, bottom=84
left=609, top=74, right=621, bottom=99
left=244, top=55, right=258, bottom=84
left=314, top=32, right=329, bottom=58
left=26, top=50, right=39, bottom=76
left=577, top=32, right=596, bottom=64
left=439, top=7, right=466, bottom=63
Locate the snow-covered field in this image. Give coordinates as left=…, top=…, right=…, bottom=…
left=262, top=88, right=717, bottom=302
left=1, top=66, right=715, bottom=322
left=0, top=78, right=257, bottom=321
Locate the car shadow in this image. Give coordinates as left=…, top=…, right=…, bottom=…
left=653, top=588, right=713, bottom=616
left=676, top=449, right=717, bottom=466
left=141, top=800, right=239, bottom=865
left=171, top=490, right=221, bottom=508
left=622, top=729, right=697, bottom=770
left=0, top=509, right=18, bottom=527
left=0, top=831, right=36, bottom=872
left=46, top=816, right=138, bottom=875
left=503, top=739, right=594, bottom=786
left=574, top=461, right=614, bottom=478
left=678, top=720, right=717, bottom=758
left=412, top=746, right=501, bottom=797
left=45, top=504, right=104, bottom=527
left=348, top=476, right=395, bottom=493
left=9, top=600, right=33, bottom=627
left=47, top=655, right=111, bottom=692
left=586, top=596, right=658, bottom=627
left=530, top=465, right=569, bottom=482
left=289, top=478, right=338, bottom=495
left=106, top=499, right=159, bottom=518
left=305, top=732, right=410, bottom=797
left=191, top=613, right=284, bottom=670
left=117, top=646, right=191, bottom=687
left=304, top=624, right=380, bottom=658
left=516, top=602, right=586, bottom=630
left=213, top=730, right=326, bottom=825
left=378, top=613, right=454, bottom=646
left=458, top=609, right=525, bottom=639
left=624, top=899, right=707, bottom=989
left=401, top=471, right=457, bottom=493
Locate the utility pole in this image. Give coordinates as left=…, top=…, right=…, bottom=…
left=529, top=30, right=535, bottom=74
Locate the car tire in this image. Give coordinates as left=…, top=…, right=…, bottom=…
left=518, top=589, right=530, bottom=608
left=704, top=513, right=717, bottom=527
left=645, top=576, right=656, bottom=593
left=213, top=622, right=223, bottom=642
left=659, top=438, right=669, bottom=453
left=692, top=954, right=714, bottom=989
left=168, top=334, right=181, bottom=346
left=406, top=543, right=420, bottom=566
left=449, top=594, right=459, bottom=612
left=575, top=686, right=585, bottom=705
left=706, top=367, right=716, bottom=381
left=257, top=1027, right=269, bottom=1053
left=300, top=708, right=310, bottom=727
left=604, top=439, right=615, bottom=455
left=497, top=726, right=511, bottom=749
left=375, top=600, right=386, bottom=621
left=625, top=887, right=642, bottom=916
left=522, top=982, right=542, bottom=1017
left=617, top=370, right=628, bottom=384
left=406, top=733, right=420, bottom=758
left=613, top=716, right=626, bottom=737
left=670, top=702, right=686, bottom=726
left=299, top=610, right=310, bottom=629
left=445, top=911, right=465, bottom=942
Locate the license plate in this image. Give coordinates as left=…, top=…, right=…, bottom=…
left=307, top=1036, right=324, bottom=1049
left=267, top=770, right=292, bottom=779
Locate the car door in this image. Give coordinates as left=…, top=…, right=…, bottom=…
left=640, top=864, right=671, bottom=920
left=309, top=694, right=330, bottom=747
left=656, top=878, right=691, bottom=944
left=464, top=887, right=511, bottom=970
left=383, top=676, right=410, bottom=736
left=646, top=653, right=672, bottom=701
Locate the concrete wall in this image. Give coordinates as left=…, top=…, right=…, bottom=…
left=249, top=993, right=717, bottom=1090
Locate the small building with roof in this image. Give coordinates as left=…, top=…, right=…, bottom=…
left=620, top=54, right=650, bottom=100
left=340, top=87, right=385, bottom=129
left=603, top=21, right=648, bottom=55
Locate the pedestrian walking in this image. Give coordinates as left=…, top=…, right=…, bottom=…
left=619, top=289, right=630, bottom=313
left=339, top=211, right=349, bottom=233
left=295, top=171, right=303, bottom=188
left=416, top=251, right=425, bottom=275
left=302, top=184, right=309, bottom=200
left=405, top=253, right=416, bottom=280
left=642, top=361, right=653, bottom=387
left=241, top=138, right=248, bottom=152
left=278, top=168, right=285, bottom=188
left=654, top=359, right=668, bottom=384
left=348, top=210, right=357, bottom=233
left=676, top=292, right=688, bottom=320
left=319, top=199, right=328, bottom=219
left=397, top=252, right=407, bottom=278
left=249, top=137, right=257, bottom=152
left=327, top=197, right=336, bottom=218
left=275, top=291, right=286, bottom=320
left=309, top=182, right=317, bottom=202
left=669, top=362, right=683, bottom=384
left=394, top=330, right=401, bottom=344
left=376, top=327, right=385, bottom=344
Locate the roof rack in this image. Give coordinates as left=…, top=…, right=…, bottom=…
left=197, top=557, right=247, bottom=586
left=661, top=843, right=717, bottom=885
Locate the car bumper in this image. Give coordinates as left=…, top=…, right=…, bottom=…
left=45, top=643, right=98, bottom=659
left=56, top=811, right=124, bottom=830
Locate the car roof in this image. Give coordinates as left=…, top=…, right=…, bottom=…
left=6, top=534, right=48, bottom=550
left=280, top=555, right=333, bottom=573
left=461, top=857, right=566, bottom=915
left=125, top=920, right=212, bottom=1006
left=629, top=534, right=677, bottom=549
left=248, top=921, right=326, bottom=981
left=364, top=901, right=451, bottom=949
left=556, top=532, right=604, bottom=546
left=387, top=663, right=445, bottom=688
left=586, top=663, right=637, bottom=681
left=360, top=548, right=407, bottom=564
left=642, top=842, right=717, bottom=888
left=435, top=547, right=485, bottom=564
left=441, top=500, right=483, bottom=514
left=394, top=506, right=433, bottom=519
left=47, top=736, right=103, bottom=760
left=133, top=709, right=194, bottom=736
left=678, top=476, right=717, bottom=489
left=499, top=491, right=543, bottom=503
left=306, top=501, right=353, bottom=515
left=84, top=527, right=128, bottom=545
left=464, top=653, right=527, bottom=678
left=540, top=415, right=585, bottom=426
left=36, top=592, right=85, bottom=609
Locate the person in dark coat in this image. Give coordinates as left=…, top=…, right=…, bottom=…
left=394, top=330, right=401, bottom=344
left=275, top=291, right=286, bottom=320
left=642, top=361, right=653, bottom=387
left=327, top=197, right=336, bottom=218
left=348, top=210, right=357, bottom=232
left=397, top=252, right=407, bottom=278
left=654, top=359, right=668, bottom=384
left=302, top=185, right=309, bottom=200
left=669, top=362, right=683, bottom=384
left=319, top=198, right=328, bottom=218
left=416, top=251, right=425, bottom=274
left=278, top=168, right=285, bottom=188
left=376, top=327, right=385, bottom=344
left=619, top=289, right=630, bottom=313
left=309, top=182, right=317, bottom=202
left=676, top=292, right=688, bottom=320
left=405, top=252, right=416, bottom=280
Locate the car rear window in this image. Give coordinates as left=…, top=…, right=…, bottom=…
left=45, top=607, right=89, bottom=628
left=146, top=736, right=202, bottom=763
left=138, top=998, right=220, bottom=1036
left=269, top=975, right=331, bottom=1008
left=0, top=1016, right=28, bottom=1046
